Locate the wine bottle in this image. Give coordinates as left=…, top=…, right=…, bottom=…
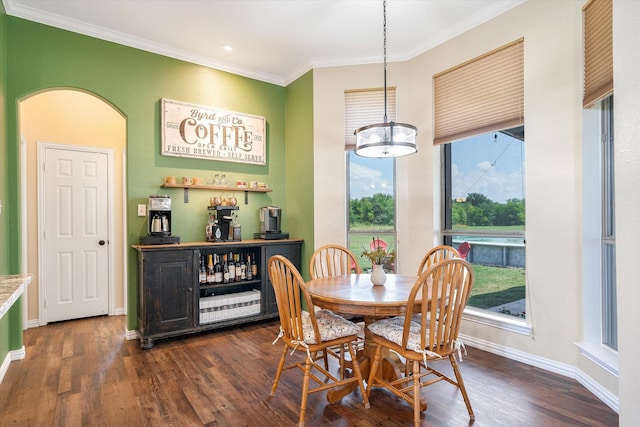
left=251, top=254, right=258, bottom=279
left=246, top=254, right=253, bottom=280
left=222, top=254, right=230, bottom=283
left=228, top=251, right=235, bottom=282
left=240, top=254, right=247, bottom=280
left=214, top=254, right=223, bottom=283
left=206, top=254, right=214, bottom=284
left=235, top=253, right=242, bottom=282
left=199, top=255, right=207, bottom=284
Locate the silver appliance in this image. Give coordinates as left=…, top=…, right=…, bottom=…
left=140, top=195, right=180, bottom=245
left=260, top=206, right=281, bottom=233
left=148, top=195, right=172, bottom=236
left=256, top=206, right=288, bottom=240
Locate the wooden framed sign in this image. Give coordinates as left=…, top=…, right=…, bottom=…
left=161, top=98, right=266, bottom=165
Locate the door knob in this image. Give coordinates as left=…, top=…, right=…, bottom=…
left=99, top=240, right=106, bottom=246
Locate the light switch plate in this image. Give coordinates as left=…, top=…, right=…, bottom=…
left=137, top=204, right=146, bottom=216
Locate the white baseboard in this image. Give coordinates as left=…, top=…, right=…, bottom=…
left=10, top=346, right=26, bottom=361
left=0, top=346, right=26, bottom=384
left=0, top=352, right=10, bottom=384
left=460, top=333, right=619, bottom=413
left=575, top=368, right=619, bottom=413
left=125, top=329, right=138, bottom=341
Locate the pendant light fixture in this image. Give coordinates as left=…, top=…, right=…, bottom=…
left=354, top=0, right=418, bottom=158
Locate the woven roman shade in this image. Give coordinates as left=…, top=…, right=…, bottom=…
left=344, top=88, right=396, bottom=151
left=583, top=0, right=612, bottom=108
left=433, top=39, right=524, bottom=145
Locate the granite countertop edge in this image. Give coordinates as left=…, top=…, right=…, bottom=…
left=0, top=274, right=32, bottom=320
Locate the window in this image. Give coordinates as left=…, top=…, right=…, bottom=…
left=434, top=39, right=524, bottom=321
left=345, top=89, right=397, bottom=270
left=578, top=0, right=617, bottom=369
left=579, top=95, right=617, bottom=372
left=442, top=127, right=526, bottom=319
left=348, top=153, right=395, bottom=271
left=601, top=96, right=616, bottom=350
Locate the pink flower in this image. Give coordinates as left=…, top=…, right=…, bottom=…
left=370, top=238, right=388, bottom=251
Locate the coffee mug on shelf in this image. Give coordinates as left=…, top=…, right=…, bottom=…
left=164, top=176, right=176, bottom=185
left=182, top=176, right=192, bottom=185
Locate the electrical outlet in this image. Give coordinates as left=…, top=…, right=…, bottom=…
left=137, top=204, right=146, bottom=217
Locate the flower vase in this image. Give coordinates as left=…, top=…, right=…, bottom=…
left=371, top=264, right=387, bottom=286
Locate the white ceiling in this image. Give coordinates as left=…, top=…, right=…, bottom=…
left=3, top=0, right=525, bottom=86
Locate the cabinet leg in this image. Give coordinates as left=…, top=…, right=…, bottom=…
left=140, top=338, right=154, bottom=350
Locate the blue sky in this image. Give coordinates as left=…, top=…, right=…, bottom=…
left=349, top=131, right=524, bottom=203
left=349, top=153, right=394, bottom=199
left=451, top=132, right=524, bottom=203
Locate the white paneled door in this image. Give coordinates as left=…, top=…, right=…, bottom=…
left=42, top=146, right=110, bottom=323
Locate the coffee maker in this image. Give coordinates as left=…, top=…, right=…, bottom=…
left=140, top=195, right=180, bottom=244
left=255, top=206, right=288, bottom=240
left=207, top=205, right=239, bottom=242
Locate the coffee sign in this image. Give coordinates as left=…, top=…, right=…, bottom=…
left=161, top=98, right=266, bottom=165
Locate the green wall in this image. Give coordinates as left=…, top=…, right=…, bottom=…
left=3, top=15, right=301, bottom=331
left=285, top=71, right=314, bottom=278
left=0, top=4, right=14, bottom=363
left=1, top=3, right=8, bottom=275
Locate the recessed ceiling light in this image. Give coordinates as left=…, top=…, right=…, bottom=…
left=222, top=44, right=233, bottom=52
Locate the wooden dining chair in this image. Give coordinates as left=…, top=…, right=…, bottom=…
left=365, top=258, right=475, bottom=426
left=309, top=244, right=364, bottom=378
left=410, top=244, right=462, bottom=358
left=309, top=244, right=362, bottom=279
left=410, top=244, right=462, bottom=372
left=267, top=255, right=370, bottom=426
left=416, top=244, right=460, bottom=275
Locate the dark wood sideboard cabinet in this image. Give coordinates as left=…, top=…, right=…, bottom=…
left=132, top=239, right=302, bottom=349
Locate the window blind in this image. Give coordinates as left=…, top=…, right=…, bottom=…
left=344, top=88, right=396, bottom=151
left=583, top=0, right=612, bottom=108
left=433, top=39, right=524, bottom=146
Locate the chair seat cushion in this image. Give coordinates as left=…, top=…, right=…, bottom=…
left=368, top=315, right=428, bottom=351
left=301, top=310, right=360, bottom=344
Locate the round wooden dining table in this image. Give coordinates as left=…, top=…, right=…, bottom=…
left=306, top=273, right=422, bottom=404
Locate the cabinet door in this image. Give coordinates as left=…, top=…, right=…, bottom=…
left=263, top=243, right=302, bottom=314
left=145, top=250, right=196, bottom=334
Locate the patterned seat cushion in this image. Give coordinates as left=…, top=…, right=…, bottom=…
left=301, top=310, right=360, bottom=344
left=368, top=315, right=429, bottom=351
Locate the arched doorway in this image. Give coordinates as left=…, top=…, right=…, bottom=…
left=19, top=89, right=126, bottom=326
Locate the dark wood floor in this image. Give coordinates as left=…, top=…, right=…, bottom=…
left=0, top=315, right=618, bottom=426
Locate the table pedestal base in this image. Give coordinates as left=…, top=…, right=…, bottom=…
left=325, top=340, right=427, bottom=412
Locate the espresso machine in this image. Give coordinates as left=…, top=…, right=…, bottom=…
left=140, top=195, right=180, bottom=245
left=255, top=206, right=288, bottom=240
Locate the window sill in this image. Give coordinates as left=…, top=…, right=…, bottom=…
left=463, top=307, right=532, bottom=336
left=575, top=341, right=618, bottom=377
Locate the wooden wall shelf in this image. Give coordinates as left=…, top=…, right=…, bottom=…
left=160, top=183, right=272, bottom=204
